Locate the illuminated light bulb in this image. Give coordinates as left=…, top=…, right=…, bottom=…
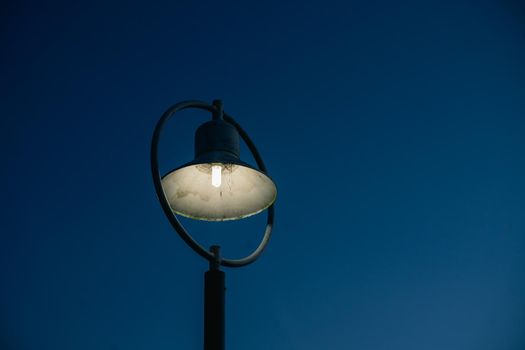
left=211, top=165, right=222, bottom=187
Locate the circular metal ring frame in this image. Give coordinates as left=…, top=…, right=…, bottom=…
left=151, top=100, right=275, bottom=268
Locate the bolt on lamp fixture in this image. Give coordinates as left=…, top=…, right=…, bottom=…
left=151, top=100, right=277, bottom=350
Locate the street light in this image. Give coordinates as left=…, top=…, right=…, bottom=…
left=151, top=100, right=277, bottom=350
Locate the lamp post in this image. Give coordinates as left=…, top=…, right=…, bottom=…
left=151, top=100, right=277, bottom=350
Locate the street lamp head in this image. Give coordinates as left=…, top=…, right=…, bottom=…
left=161, top=115, right=277, bottom=221
left=151, top=99, right=276, bottom=267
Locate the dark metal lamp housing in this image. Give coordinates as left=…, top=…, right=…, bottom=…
left=162, top=115, right=276, bottom=221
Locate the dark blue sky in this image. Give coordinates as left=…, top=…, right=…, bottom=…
left=2, top=0, right=525, bottom=349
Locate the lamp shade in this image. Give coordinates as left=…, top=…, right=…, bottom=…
left=161, top=119, right=277, bottom=221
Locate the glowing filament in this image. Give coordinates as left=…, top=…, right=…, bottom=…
left=212, top=165, right=222, bottom=187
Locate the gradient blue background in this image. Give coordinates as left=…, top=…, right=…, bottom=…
left=2, top=0, right=525, bottom=349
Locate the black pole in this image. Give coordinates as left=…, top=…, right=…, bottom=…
left=204, top=246, right=225, bottom=350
